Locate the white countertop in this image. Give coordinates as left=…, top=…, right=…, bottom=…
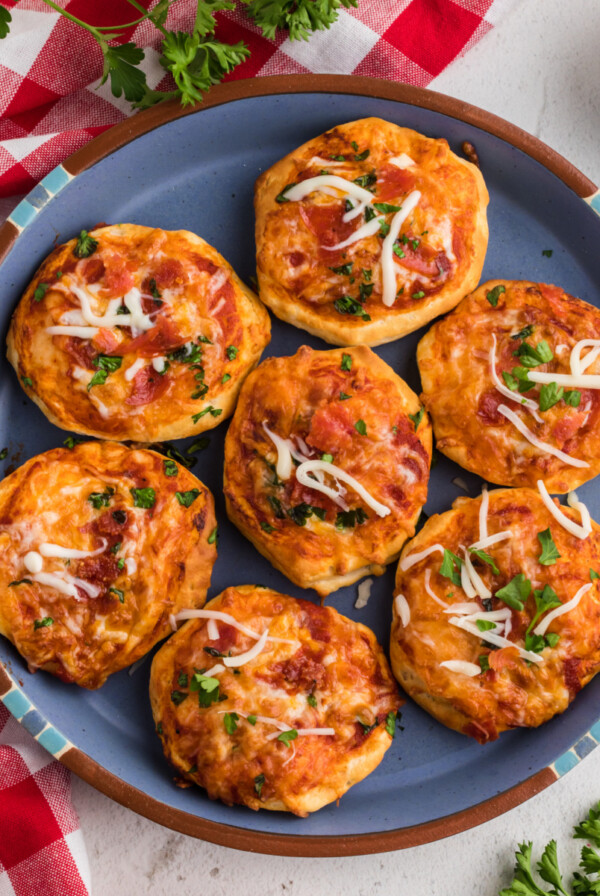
left=71, top=1, right=600, bottom=893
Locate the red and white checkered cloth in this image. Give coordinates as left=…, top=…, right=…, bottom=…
left=0, top=0, right=519, bottom=891
left=0, top=703, right=90, bottom=896
left=0, top=0, right=521, bottom=222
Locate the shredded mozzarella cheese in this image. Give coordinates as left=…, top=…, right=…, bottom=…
left=490, top=334, right=543, bottom=422
left=38, top=539, right=107, bottom=559
left=207, top=618, right=219, bottom=641
left=479, top=486, right=489, bottom=543
left=400, top=543, right=445, bottom=571
left=355, top=577, right=373, bottom=609
left=124, top=358, right=146, bottom=382
left=534, top=583, right=593, bottom=636
left=262, top=422, right=293, bottom=480
left=498, top=404, right=589, bottom=468
left=394, top=593, right=411, bottom=627
left=461, top=546, right=492, bottom=599
left=537, top=480, right=592, bottom=539
left=439, top=660, right=481, bottom=677
left=223, top=628, right=269, bottom=668
left=424, top=568, right=448, bottom=606
left=448, top=615, right=543, bottom=664
left=389, top=153, right=415, bottom=168
left=381, top=190, right=421, bottom=307
left=470, top=530, right=513, bottom=551
left=295, top=459, right=391, bottom=517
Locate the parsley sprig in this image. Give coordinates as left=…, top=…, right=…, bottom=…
left=0, top=1, right=359, bottom=110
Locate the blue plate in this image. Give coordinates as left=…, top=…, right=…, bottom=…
left=1, top=78, right=600, bottom=856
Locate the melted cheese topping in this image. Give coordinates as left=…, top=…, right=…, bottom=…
left=424, top=568, right=448, bottom=606
left=394, top=593, right=411, bottom=627
left=439, top=660, right=481, bottom=677
left=469, top=530, right=513, bottom=551
left=381, top=191, right=422, bottom=307
left=400, top=543, right=445, bottom=571
left=389, top=153, right=415, bottom=168
left=536, top=480, right=592, bottom=539
left=262, top=422, right=294, bottom=480
left=490, top=334, right=542, bottom=422
left=570, top=340, right=600, bottom=375
left=295, top=460, right=391, bottom=518
left=124, top=358, right=146, bottom=382
left=448, top=614, right=543, bottom=664
left=39, top=540, right=107, bottom=559
left=46, top=325, right=99, bottom=338
left=323, top=216, right=383, bottom=251
left=478, top=486, right=489, bottom=542
left=498, top=404, right=589, bottom=468
left=461, top=546, right=491, bottom=599
left=355, top=577, right=373, bottom=609
left=534, top=583, right=593, bottom=636
left=222, top=628, right=269, bottom=668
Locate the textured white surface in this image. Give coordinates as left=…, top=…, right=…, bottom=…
left=71, top=1, right=600, bottom=893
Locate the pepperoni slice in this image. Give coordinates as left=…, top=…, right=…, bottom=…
left=192, top=254, right=218, bottom=276
left=102, top=255, right=135, bottom=297
left=477, top=390, right=509, bottom=426
left=396, top=238, right=450, bottom=278
left=299, top=203, right=357, bottom=248
left=92, top=327, right=120, bottom=354
left=63, top=337, right=96, bottom=370
left=306, top=402, right=357, bottom=455
left=125, top=315, right=182, bottom=356
left=82, top=257, right=105, bottom=283
left=125, top=366, right=170, bottom=406
left=375, top=164, right=417, bottom=203
left=148, top=258, right=185, bottom=289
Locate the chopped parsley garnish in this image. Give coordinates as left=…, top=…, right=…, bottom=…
left=63, top=437, right=83, bottom=450
left=476, top=619, right=496, bottom=632
left=378, top=220, right=390, bottom=237
left=192, top=406, right=222, bottom=423
left=511, top=324, right=535, bottom=341
left=148, top=278, right=161, bottom=299
left=163, top=459, right=178, bottom=477
left=353, top=148, right=370, bottom=161
left=207, top=526, right=218, bottom=545
left=175, top=489, right=200, bottom=508
left=542, top=249, right=553, bottom=257
left=537, top=528, right=561, bottom=565
left=359, top=281, right=373, bottom=302
left=354, top=419, right=367, bottom=435
left=468, top=547, right=500, bottom=575
left=268, top=495, right=285, bottom=518
left=287, top=503, right=326, bottom=526
left=9, top=579, right=32, bottom=587
left=335, top=508, right=368, bottom=529
left=226, top=345, right=238, bottom=361
left=109, top=587, right=124, bottom=603
left=88, top=355, right=122, bottom=391
left=373, top=202, right=402, bottom=214
left=478, top=655, right=490, bottom=673
left=34, top=283, right=49, bottom=302
left=341, top=353, right=352, bottom=371
left=412, top=290, right=425, bottom=299
left=591, top=569, right=600, bottom=582
left=385, top=711, right=397, bottom=737
left=344, top=199, right=354, bottom=212
left=110, top=542, right=122, bottom=554
left=333, top=295, right=371, bottom=320
left=247, top=714, right=257, bottom=725
left=329, top=263, right=353, bottom=276
left=364, top=206, right=378, bottom=222
left=22, top=377, right=33, bottom=387
left=329, top=153, right=346, bottom=161
left=351, top=141, right=359, bottom=151
left=495, top=573, right=531, bottom=611
left=362, top=268, right=372, bottom=281
left=254, top=773, right=265, bottom=796
left=117, top=559, right=125, bottom=570
left=321, top=453, right=334, bottom=463
left=353, top=171, right=376, bottom=189
left=409, top=407, right=424, bottom=430
left=187, top=437, right=210, bottom=455
left=513, top=339, right=553, bottom=368
left=275, top=183, right=296, bottom=203
left=339, top=391, right=351, bottom=400
left=74, top=230, right=98, bottom=258
left=167, top=342, right=202, bottom=364
left=307, top=694, right=317, bottom=708
left=260, top=521, right=275, bottom=532
left=221, top=373, right=231, bottom=384
left=34, top=617, right=53, bottom=630
left=277, top=729, right=298, bottom=747
left=224, top=712, right=239, bottom=734
left=440, top=549, right=463, bottom=586
left=87, top=487, right=114, bottom=510
left=0, top=448, right=7, bottom=460
left=170, top=690, right=188, bottom=706
left=190, top=671, right=222, bottom=707
left=564, top=390, right=581, bottom=407
left=524, top=584, right=562, bottom=653
left=486, top=284, right=506, bottom=307
left=393, top=243, right=405, bottom=259
left=130, top=487, right=155, bottom=509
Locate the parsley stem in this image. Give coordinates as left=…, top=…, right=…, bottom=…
left=40, top=0, right=104, bottom=40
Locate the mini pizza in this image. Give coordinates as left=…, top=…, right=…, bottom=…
left=390, top=486, right=600, bottom=743
left=254, top=117, right=489, bottom=346
left=0, top=440, right=217, bottom=689
left=223, top=345, right=432, bottom=595
left=7, top=224, right=271, bottom=442
left=418, top=280, right=600, bottom=493
left=150, top=584, right=401, bottom=816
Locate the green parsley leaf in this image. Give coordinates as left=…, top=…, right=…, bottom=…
left=226, top=345, right=238, bottom=360
left=74, top=230, right=99, bottom=258
left=359, top=281, right=373, bottom=302
left=277, top=728, right=298, bottom=747
left=478, top=655, right=490, bottom=673
left=254, top=773, right=265, bottom=796
left=542, top=249, right=553, bottom=257
left=373, top=202, right=402, bottom=214
left=354, top=419, right=367, bottom=435
left=0, top=448, right=7, bottom=461
left=495, top=573, right=531, bottom=611
left=409, top=407, right=424, bottom=430
left=440, top=549, right=463, bottom=586
left=412, top=290, right=425, bottom=299
left=364, top=206, right=378, bottom=222
left=564, top=390, right=581, bottom=407
left=260, top=521, right=275, bottom=532
left=539, top=382, right=564, bottom=411
left=591, top=569, right=600, bottom=582
left=333, top=295, right=371, bottom=320
left=378, top=221, right=391, bottom=237
left=393, top=243, right=406, bottom=259
left=513, top=339, right=553, bottom=368
left=385, top=711, right=397, bottom=737
left=511, top=365, right=537, bottom=393
left=163, top=459, right=179, bottom=477
left=468, top=547, right=500, bottom=575
left=33, top=616, right=53, bottom=630
left=175, top=489, right=200, bottom=508
left=511, top=324, right=535, bottom=341
left=476, top=619, right=496, bottom=632
left=208, top=526, right=218, bottom=544
left=190, top=671, right=222, bottom=707
left=170, top=690, right=188, bottom=706
left=100, top=41, right=147, bottom=103
left=247, top=714, right=257, bottom=725
left=0, top=5, right=12, bottom=39
left=545, top=632, right=560, bottom=648
left=192, top=405, right=222, bottom=423
left=502, top=370, right=520, bottom=391
left=267, top=495, right=285, bottom=518
left=339, top=391, right=351, bottom=400
left=275, top=182, right=296, bottom=203
left=221, top=372, right=231, bottom=384
left=353, top=171, right=376, bottom=189
left=88, top=354, right=122, bottom=390
left=130, top=487, right=156, bottom=509
left=244, top=0, right=358, bottom=41
left=486, top=284, right=505, bottom=307
left=87, top=488, right=114, bottom=510
left=329, top=263, right=353, bottom=276
left=335, top=508, right=368, bottom=529
left=321, top=453, right=334, bottom=463
left=537, top=839, right=567, bottom=895
left=362, top=268, right=372, bottom=282
left=149, top=278, right=161, bottom=299
left=224, top=712, right=239, bottom=734
left=63, top=437, right=83, bottom=450
left=574, top=803, right=600, bottom=847
left=287, top=503, right=326, bottom=526
left=187, top=437, right=210, bottom=455
left=117, top=559, right=125, bottom=570
left=307, top=693, right=317, bottom=708
left=354, top=148, right=370, bottom=161
left=21, top=377, right=33, bottom=388
left=341, top=353, right=352, bottom=371
left=537, top=528, right=561, bottom=565
left=109, top=587, right=125, bottom=603
left=110, top=541, right=122, bottom=554
left=34, top=283, right=49, bottom=302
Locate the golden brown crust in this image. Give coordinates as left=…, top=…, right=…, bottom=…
left=0, top=441, right=217, bottom=688
left=150, top=585, right=401, bottom=816
left=255, top=117, right=489, bottom=346
left=390, top=488, right=600, bottom=743
left=223, top=345, right=432, bottom=595
left=7, top=224, right=271, bottom=441
left=418, top=279, right=600, bottom=492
